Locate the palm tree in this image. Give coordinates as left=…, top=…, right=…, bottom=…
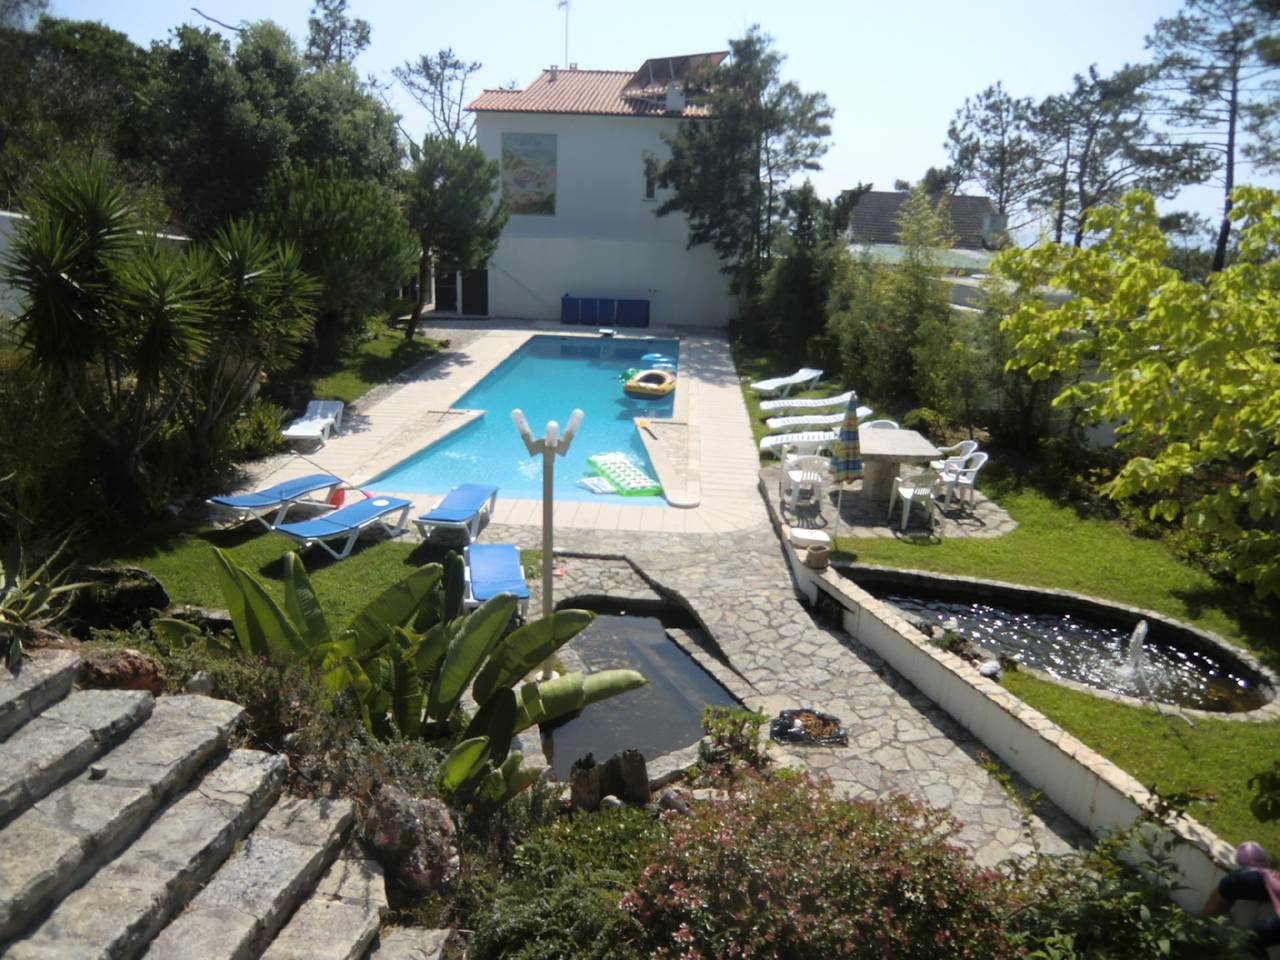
left=5, top=159, right=211, bottom=515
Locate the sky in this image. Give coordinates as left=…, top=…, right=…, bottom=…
left=52, top=0, right=1279, bottom=232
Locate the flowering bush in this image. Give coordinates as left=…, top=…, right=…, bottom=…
left=623, top=771, right=1018, bottom=960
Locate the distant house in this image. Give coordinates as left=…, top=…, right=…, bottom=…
left=848, top=191, right=1007, bottom=251
left=465, top=53, right=736, bottom=329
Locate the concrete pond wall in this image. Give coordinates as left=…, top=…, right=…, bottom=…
left=767, top=512, right=1277, bottom=942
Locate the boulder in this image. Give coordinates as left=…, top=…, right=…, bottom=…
left=362, top=784, right=460, bottom=896
left=64, top=566, right=170, bottom=635
left=78, top=647, right=167, bottom=695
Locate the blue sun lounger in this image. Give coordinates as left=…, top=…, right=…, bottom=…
left=274, top=495, right=412, bottom=560
left=464, top=543, right=530, bottom=618
left=413, top=483, right=499, bottom=543
left=207, top=473, right=342, bottom=529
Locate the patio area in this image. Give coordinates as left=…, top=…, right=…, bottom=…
left=760, top=462, right=1019, bottom=540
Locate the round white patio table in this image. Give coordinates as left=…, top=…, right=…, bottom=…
left=857, top=424, right=942, bottom=508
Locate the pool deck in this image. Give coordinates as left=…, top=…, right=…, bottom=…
left=243, top=322, right=761, bottom=533
left=233, top=320, right=1083, bottom=866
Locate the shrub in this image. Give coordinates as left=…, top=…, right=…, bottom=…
left=698, top=704, right=768, bottom=770
left=470, top=809, right=662, bottom=960
left=623, top=771, right=1018, bottom=960
left=227, top=397, right=288, bottom=460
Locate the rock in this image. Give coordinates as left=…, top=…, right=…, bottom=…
left=657, top=789, right=689, bottom=815
left=689, top=788, right=727, bottom=804
left=978, top=660, right=1001, bottom=678
left=78, top=648, right=167, bottom=695
left=168, top=605, right=234, bottom=636
left=64, top=566, right=170, bottom=635
left=362, top=784, right=460, bottom=896
left=89, top=764, right=108, bottom=780
left=185, top=671, right=214, bottom=695
left=600, top=794, right=624, bottom=809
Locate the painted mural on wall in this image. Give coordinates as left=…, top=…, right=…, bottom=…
left=501, top=133, right=557, bottom=215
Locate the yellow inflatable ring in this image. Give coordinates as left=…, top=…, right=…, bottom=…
left=623, top=368, right=676, bottom=398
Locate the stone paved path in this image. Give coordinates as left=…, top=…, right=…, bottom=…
left=487, top=513, right=1082, bottom=867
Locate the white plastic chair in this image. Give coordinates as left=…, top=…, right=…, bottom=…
left=759, top=431, right=836, bottom=456
left=865, top=419, right=899, bottom=429
left=886, top=470, right=944, bottom=532
left=749, top=367, right=823, bottom=398
left=940, top=451, right=989, bottom=508
left=930, top=440, right=978, bottom=471
left=779, top=453, right=829, bottom=511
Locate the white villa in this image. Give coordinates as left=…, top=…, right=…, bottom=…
left=464, top=53, right=736, bottom=330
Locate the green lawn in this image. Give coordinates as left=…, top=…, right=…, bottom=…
left=836, top=466, right=1280, bottom=848
left=732, top=341, right=1280, bottom=849
left=299, top=329, right=444, bottom=406
left=838, top=468, right=1280, bottom=671
left=1003, top=670, right=1280, bottom=851
left=114, top=522, right=536, bottom=630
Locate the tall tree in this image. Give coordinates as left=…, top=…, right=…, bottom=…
left=4, top=160, right=211, bottom=514
left=945, top=82, right=1039, bottom=228
left=394, top=48, right=481, bottom=144
left=1147, top=0, right=1280, bottom=270
left=997, top=187, right=1280, bottom=596
left=0, top=0, right=44, bottom=30
left=401, top=136, right=508, bottom=341
left=262, top=161, right=415, bottom=361
left=0, top=18, right=149, bottom=205
left=652, top=26, right=832, bottom=311
left=304, top=0, right=369, bottom=68
left=1030, top=64, right=1211, bottom=247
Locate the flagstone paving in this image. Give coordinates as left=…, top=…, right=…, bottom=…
left=242, top=321, right=1077, bottom=865
left=489, top=516, right=1083, bottom=867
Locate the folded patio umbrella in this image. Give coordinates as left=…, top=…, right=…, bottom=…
left=829, top=394, right=865, bottom=538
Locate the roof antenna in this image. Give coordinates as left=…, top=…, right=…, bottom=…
left=556, top=0, right=569, bottom=70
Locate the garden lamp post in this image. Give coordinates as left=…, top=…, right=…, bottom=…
left=511, top=407, right=584, bottom=651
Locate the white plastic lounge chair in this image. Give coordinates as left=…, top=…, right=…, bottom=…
left=282, top=400, right=345, bottom=447
left=939, top=451, right=989, bottom=508
left=759, top=431, right=836, bottom=456
left=765, top=406, right=873, bottom=432
left=864, top=419, right=899, bottom=429
left=887, top=470, right=944, bottom=532
left=274, top=495, right=411, bottom=560
left=759, top=390, right=855, bottom=414
left=464, top=543, right=530, bottom=619
left=779, top=454, right=829, bottom=511
left=930, top=440, right=979, bottom=471
left=206, top=473, right=341, bottom=530
left=414, top=483, right=499, bottom=543
left=749, top=368, right=823, bottom=398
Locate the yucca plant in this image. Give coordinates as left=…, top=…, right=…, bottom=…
left=166, top=548, right=646, bottom=807
left=1, top=534, right=89, bottom=672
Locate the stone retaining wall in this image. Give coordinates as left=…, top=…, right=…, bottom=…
left=767, top=512, right=1258, bottom=922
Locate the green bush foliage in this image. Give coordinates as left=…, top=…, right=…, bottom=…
left=226, top=397, right=288, bottom=460
left=470, top=809, right=663, bottom=960
left=698, top=704, right=767, bottom=769
left=623, top=771, right=1018, bottom=960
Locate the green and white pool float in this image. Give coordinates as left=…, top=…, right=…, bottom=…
left=586, top=452, right=662, bottom=497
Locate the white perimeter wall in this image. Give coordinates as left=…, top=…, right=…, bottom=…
left=0, top=211, right=25, bottom=319
left=475, top=111, right=735, bottom=329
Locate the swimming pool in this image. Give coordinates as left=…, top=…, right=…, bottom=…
left=369, top=335, right=679, bottom=504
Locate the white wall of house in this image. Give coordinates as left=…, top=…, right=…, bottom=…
left=475, top=111, right=735, bottom=329
left=0, top=211, right=26, bottom=319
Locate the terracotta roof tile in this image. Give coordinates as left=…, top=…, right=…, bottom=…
left=469, top=64, right=717, bottom=119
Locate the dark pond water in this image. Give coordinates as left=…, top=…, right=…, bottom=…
left=878, top=594, right=1268, bottom=713
left=543, top=614, right=737, bottom=779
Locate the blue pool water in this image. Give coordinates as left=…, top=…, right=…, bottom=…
left=369, top=335, right=678, bottom=504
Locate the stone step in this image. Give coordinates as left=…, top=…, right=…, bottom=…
left=0, top=650, right=79, bottom=741
left=0, top=694, right=244, bottom=943
left=260, top=856, right=387, bottom=960
left=5, top=749, right=285, bottom=960
left=0, top=689, right=154, bottom=825
left=366, top=928, right=457, bottom=960
left=143, top=796, right=354, bottom=960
